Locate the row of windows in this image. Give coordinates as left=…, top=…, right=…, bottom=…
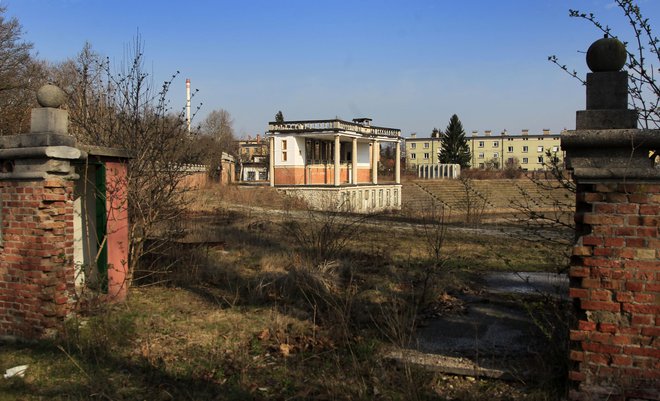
left=409, top=143, right=431, bottom=149
left=409, top=153, right=430, bottom=160
left=477, top=154, right=545, bottom=164
left=409, top=146, right=560, bottom=161
left=476, top=142, right=559, bottom=152
left=476, top=138, right=559, bottom=147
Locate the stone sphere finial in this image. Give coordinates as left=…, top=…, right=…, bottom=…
left=36, top=84, right=67, bottom=108
left=586, top=35, right=627, bottom=72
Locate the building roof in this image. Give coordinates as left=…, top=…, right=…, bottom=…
left=268, top=118, right=400, bottom=140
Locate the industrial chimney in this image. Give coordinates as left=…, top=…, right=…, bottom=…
left=186, top=78, right=191, bottom=133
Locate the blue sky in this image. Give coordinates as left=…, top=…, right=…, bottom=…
left=5, top=0, right=660, bottom=138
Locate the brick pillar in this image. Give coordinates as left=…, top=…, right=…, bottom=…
left=0, top=179, right=76, bottom=338
left=562, top=37, right=660, bottom=400
left=0, top=89, right=82, bottom=339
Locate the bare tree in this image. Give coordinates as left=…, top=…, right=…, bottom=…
left=0, top=6, right=47, bottom=135
left=55, top=38, right=203, bottom=282
left=201, top=109, right=237, bottom=156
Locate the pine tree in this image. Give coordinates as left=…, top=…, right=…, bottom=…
left=439, top=114, right=471, bottom=167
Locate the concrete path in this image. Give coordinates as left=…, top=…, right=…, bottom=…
left=387, top=271, right=568, bottom=379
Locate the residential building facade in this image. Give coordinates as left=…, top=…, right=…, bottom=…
left=404, top=132, right=442, bottom=170
left=237, top=135, right=269, bottom=182
left=468, top=129, right=564, bottom=171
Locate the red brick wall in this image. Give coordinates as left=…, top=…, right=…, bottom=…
left=0, top=178, right=75, bottom=338
left=274, top=167, right=305, bottom=185
left=275, top=166, right=373, bottom=185
left=569, top=182, right=660, bottom=400
left=105, top=162, right=129, bottom=302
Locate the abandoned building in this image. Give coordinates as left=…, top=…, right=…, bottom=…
left=267, top=118, right=401, bottom=212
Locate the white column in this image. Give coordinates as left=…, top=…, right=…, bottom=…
left=269, top=136, right=275, bottom=187
left=334, top=135, right=340, bottom=186
left=395, top=140, right=401, bottom=184
left=371, top=140, right=378, bottom=184
left=352, top=138, right=358, bottom=184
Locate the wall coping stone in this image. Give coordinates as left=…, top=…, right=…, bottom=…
left=79, top=145, right=135, bottom=159
left=562, top=128, right=660, bottom=180
left=0, top=132, right=76, bottom=149
left=562, top=129, right=660, bottom=149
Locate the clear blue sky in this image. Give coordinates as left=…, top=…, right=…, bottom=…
left=5, top=0, right=660, bottom=138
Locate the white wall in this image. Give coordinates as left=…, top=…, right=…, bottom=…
left=275, top=136, right=305, bottom=166
left=357, top=142, right=371, bottom=167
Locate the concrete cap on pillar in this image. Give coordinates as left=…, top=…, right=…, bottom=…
left=586, top=35, right=627, bottom=72
left=36, top=84, right=67, bottom=108
left=31, top=85, right=69, bottom=135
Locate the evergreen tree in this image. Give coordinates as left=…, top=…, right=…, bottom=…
left=439, top=114, right=471, bottom=167
left=275, top=110, right=284, bottom=123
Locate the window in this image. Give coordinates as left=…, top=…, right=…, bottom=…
left=478, top=141, right=484, bottom=148
left=423, top=153, right=430, bottom=159
left=478, top=152, right=484, bottom=159
left=247, top=171, right=256, bottom=181
left=537, top=146, right=544, bottom=153
left=538, top=156, right=544, bottom=163
left=410, top=153, right=416, bottom=160
left=305, top=139, right=335, bottom=164
left=281, top=139, right=288, bottom=162
left=507, top=157, right=514, bottom=164
left=424, top=142, right=430, bottom=149
left=478, top=163, right=485, bottom=169
left=493, top=141, right=499, bottom=148
left=410, top=143, right=416, bottom=149
left=522, top=146, right=528, bottom=153
left=552, top=146, right=559, bottom=152
left=507, top=146, right=513, bottom=153
left=522, top=158, right=528, bottom=164
left=493, top=152, right=499, bottom=158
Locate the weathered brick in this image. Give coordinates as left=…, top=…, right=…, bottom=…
left=605, top=192, right=628, bottom=203
left=582, top=342, right=621, bottom=354
left=615, top=291, right=634, bottom=303
left=590, top=289, right=612, bottom=301
left=594, top=203, right=617, bottom=213
left=639, top=205, right=660, bottom=215
left=579, top=320, right=597, bottom=331
left=622, top=303, right=658, bottom=314
left=603, top=237, right=625, bottom=247
left=570, top=350, right=585, bottom=362
left=625, top=238, right=646, bottom=248
left=568, top=370, right=586, bottom=382
left=598, top=323, right=617, bottom=333
left=570, top=288, right=589, bottom=299
left=570, top=330, right=587, bottom=341
left=624, top=346, right=660, bottom=358
left=635, top=248, right=657, bottom=260
left=584, top=214, right=625, bottom=226
left=573, top=246, right=593, bottom=256
left=635, top=227, right=657, bottom=237
left=581, top=300, right=620, bottom=312
left=585, top=353, right=610, bottom=365
left=625, top=281, right=645, bottom=292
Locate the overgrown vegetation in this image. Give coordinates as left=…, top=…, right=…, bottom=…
left=1, top=184, right=571, bottom=400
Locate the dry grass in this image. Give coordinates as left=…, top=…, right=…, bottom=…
left=0, top=183, right=571, bottom=400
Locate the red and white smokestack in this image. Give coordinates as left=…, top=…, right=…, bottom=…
left=186, top=78, right=191, bottom=133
